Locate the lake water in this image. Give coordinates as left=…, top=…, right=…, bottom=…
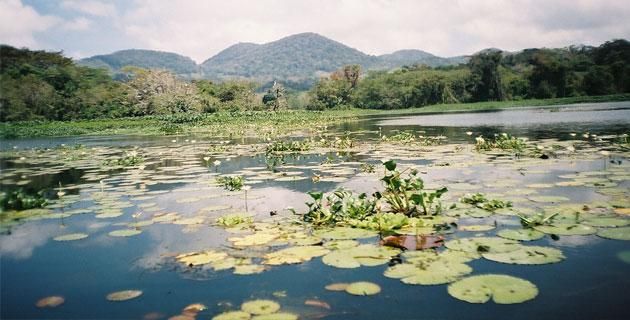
left=1, top=102, right=629, bottom=319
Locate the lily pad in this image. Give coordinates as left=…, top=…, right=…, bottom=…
left=529, top=196, right=570, bottom=203
left=323, top=240, right=359, bottom=250
left=233, top=264, right=265, bottom=275
left=264, top=245, right=329, bottom=265
left=384, top=250, right=475, bottom=285
left=345, top=281, right=381, bottom=296
left=241, top=300, right=280, bottom=315
left=325, top=283, right=350, bottom=291
left=597, top=227, right=630, bottom=240
left=314, top=227, right=377, bottom=240
left=322, top=244, right=400, bottom=269
left=534, top=224, right=597, bottom=236
left=482, top=246, right=565, bottom=264
left=36, top=296, right=65, bottom=308
left=583, top=217, right=629, bottom=227
left=251, top=313, right=298, bottom=320
left=106, top=290, right=143, bottom=301
left=177, top=250, right=228, bottom=266
left=108, top=229, right=142, bottom=237
left=53, top=233, right=88, bottom=241
left=459, top=225, right=495, bottom=232
left=229, top=233, right=278, bottom=247
left=497, top=229, right=545, bottom=241
left=212, top=311, right=251, bottom=320
left=617, top=251, right=630, bottom=264
left=447, top=274, right=538, bottom=304
left=445, top=237, right=521, bottom=254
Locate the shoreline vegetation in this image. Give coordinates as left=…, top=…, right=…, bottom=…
left=1, top=93, right=628, bottom=139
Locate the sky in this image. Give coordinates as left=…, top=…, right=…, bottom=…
left=1, top=0, right=629, bottom=63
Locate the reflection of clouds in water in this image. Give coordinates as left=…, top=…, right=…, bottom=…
left=134, top=224, right=229, bottom=270
left=133, top=187, right=311, bottom=270
left=546, top=235, right=602, bottom=248
left=0, top=222, right=58, bottom=259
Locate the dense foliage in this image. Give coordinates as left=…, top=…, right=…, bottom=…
left=308, top=39, right=630, bottom=110
left=1, top=39, right=628, bottom=123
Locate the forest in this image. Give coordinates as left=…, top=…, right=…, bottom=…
left=1, top=39, right=629, bottom=122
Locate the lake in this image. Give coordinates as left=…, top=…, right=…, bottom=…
left=1, top=102, right=629, bottom=319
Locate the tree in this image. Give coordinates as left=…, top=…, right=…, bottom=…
left=262, top=81, right=287, bottom=111
left=123, top=67, right=202, bottom=115
left=468, top=51, right=504, bottom=101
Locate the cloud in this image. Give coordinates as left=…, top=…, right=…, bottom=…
left=0, top=0, right=59, bottom=48
left=119, top=0, right=630, bottom=62
left=61, top=16, right=92, bottom=31
left=61, top=0, right=116, bottom=17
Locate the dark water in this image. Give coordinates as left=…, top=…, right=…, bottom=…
left=1, top=102, right=630, bottom=319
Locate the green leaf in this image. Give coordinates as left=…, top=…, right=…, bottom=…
left=383, top=160, right=397, bottom=171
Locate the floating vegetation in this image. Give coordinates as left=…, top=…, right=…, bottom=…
left=384, top=250, right=475, bottom=285
left=345, top=281, right=381, bottom=296
left=1, top=106, right=630, bottom=317
left=447, top=274, right=538, bottom=304
left=597, top=227, right=630, bottom=240
left=474, top=133, right=528, bottom=153
left=35, top=296, right=65, bottom=308
left=460, top=193, right=512, bottom=211
left=216, top=176, right=245, bottom=191
left=53, top=233, right=88, bottom=241
left=322, top=244, right=400, bottom=269
left=482, top=246, right=565, bottom=264
left=108, top=229, right=143, bottom=237
left=106, top=290, right=143, bottom=302
left=102, top=150, right=143, bottom=167
left=0, top=189, right=48, bottom=212
left=216, top=213, right=253, bottom=228
left=241, top=300, right=280, bottom=315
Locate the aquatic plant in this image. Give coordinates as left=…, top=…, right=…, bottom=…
left=265, top=140, right=311, bottom=154
left=517, top=212, right=559, bottom=228
left=102, top=150, right=144, bottom=166
left=475, top=133, right=528, bottom=153
left=216, top=175, right=244, bottom=191
left=376, top=160, right=448, bottom=216
left=318, top=131, right=355, bottom=149
left=0, top=189, right=48, bottom=212
left=460, top=193, right=512, bottom=211
left=382, top=131, right=416, bottom=144
left=294, top=189, right=378, bottom=226
left=359, top=162, right=376, bottom=173
left=216, top=213, right=253, bottom=227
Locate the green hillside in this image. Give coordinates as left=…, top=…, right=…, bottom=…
left=78, top=49, right=200, bottom=76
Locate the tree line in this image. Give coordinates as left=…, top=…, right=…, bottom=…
left=1, top=39, right=628, bottom=121
left=307, top=39, right=630, bottom=110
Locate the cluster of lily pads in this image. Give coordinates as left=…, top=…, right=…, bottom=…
left=0, top=127, right=629, bottom=319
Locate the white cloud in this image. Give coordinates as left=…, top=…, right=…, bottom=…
left=119, top=0, right=630, bottom=62
left=0, top=0, right=59, bottom=48
left=61, top=16, right=92, bottom=31
left=61, top=0, right=116, bottom=17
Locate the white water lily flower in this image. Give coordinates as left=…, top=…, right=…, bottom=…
left=171, top=139, right=177, bottom=143
left=203, top=157, right=210, bottom=162
left=466, top=131, right=473, bottom=136
left=569, top=133, right=576, bottom=137
left=213, top=160, right=221, bottom=166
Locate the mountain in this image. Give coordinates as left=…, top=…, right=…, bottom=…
left=375, top=49, right=468, bottom=68
left=78, top=49, right=200, bottom=76
left=78, top=33, right=469, bottom=82
left=201, top=32, right=378, bottom=80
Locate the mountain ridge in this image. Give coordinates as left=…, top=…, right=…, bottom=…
left=77, top=32, right=469, bottom=81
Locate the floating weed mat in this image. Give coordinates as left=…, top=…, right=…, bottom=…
left=106, top=290, right=143, bottom=302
